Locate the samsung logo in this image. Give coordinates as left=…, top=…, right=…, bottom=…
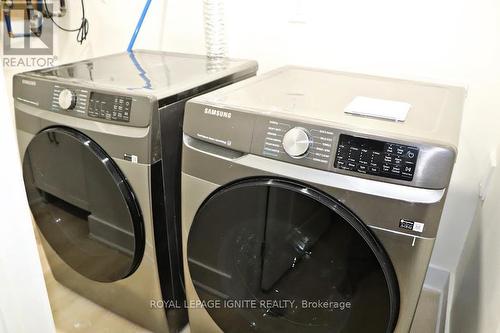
left=204, top=108, right=232, bottom=119
left=21, top=79, right=36, bottom=86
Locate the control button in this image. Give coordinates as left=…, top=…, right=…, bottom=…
left=336, top=160, right=347, bottom=169
left=402, top=163, right=415, bottom=177
left=405, top=148, right=418, bottom=160
left=390, top=165, right=401, bottom=176
left=383, top=154, right=393, bottom=163
left=394, top=156, right=403, bottom=165
left=396, top=146, right=405, bottom=155
left=371, top=151, right=383, bottom=166
left=336, top=146, right=349, bottom=160
left=348, top=147, right=361, bottom=162
left=336, top=145, right=348, bottom=158
left=385, top=144, right=395, bottom=154
left=347, top=162, right=357, bottom=170
left=357, top=165, right=368, bottom=173
left=359, top=149, right=370, bottom=165
left=282, top=127, right=311, bottom=158
left=58, top=89, right=77, bottom=110
left=382, top=164, right=391, bottom=173
left=368, top=166, right=380, bottom=174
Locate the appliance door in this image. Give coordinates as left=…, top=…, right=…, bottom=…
left=22, top=127, right=145, bottom=283
left=187, top=177, right=400, bottom=333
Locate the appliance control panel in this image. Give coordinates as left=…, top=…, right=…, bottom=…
left=260, top=120, right=334, bottom=169
left=334, top=134, right=419, bottom=181
left=184, top=103, right=454, bottom=189
left=13, top=76, right=152, bottom=127
left=51, top=85, right=89, bottom=114
left=87, top=92, right=132, bottom=122
left=251, top=118, right=420, bottom=183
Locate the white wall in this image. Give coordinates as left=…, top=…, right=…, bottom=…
left=451, top=145, right=500, bottom=333
left=0, top=68, right=55, bottom=333
left=5, top=0, right=500, bottom=332
left=54, top=0, right=168, bottom=63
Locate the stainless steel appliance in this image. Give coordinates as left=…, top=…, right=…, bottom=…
left=14, top=50, right=257, bottom=333
left=181, top=66, right=465, bottom=333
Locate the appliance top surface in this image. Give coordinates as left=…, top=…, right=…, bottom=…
left=191, top=66, right=466, bottom=148
left=20, top=50, right=257, bottom=100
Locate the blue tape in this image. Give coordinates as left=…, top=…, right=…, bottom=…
left=127, top=0, right=152, bottom=52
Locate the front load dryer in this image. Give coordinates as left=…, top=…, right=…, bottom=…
left=181, top=66, right=465, bottom=333
left=14, top=50, right=257, bottom=333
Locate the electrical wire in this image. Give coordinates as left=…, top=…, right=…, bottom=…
left=43, top=0, right=89, bottom=44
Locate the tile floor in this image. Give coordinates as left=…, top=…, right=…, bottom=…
left=36, top=230, right=190, bottom=333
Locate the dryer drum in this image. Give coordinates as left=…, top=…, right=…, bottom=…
left=22, top=126, right=145, bottom=283
left=187, top=177, right=399, bottom=333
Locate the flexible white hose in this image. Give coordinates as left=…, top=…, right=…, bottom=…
left=203, top=0, right=226, bottom=59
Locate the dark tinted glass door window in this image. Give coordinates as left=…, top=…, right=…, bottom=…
left=23, top=127, right=144, bottom=282
left=188, top=178, right=399, bottom=333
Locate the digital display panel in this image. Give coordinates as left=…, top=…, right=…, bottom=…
left=88, top=92, right=132, bottom=122
left=335, top=134, right=419, bottom=181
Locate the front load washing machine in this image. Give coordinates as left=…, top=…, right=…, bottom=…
left=14, top=50, right=257, bottom=333
left=181, top=66, right=465, bottom=333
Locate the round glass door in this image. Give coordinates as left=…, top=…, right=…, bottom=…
left=23, top=127, right=144, bottom=282
left=188, top=178, right=399, bottom=333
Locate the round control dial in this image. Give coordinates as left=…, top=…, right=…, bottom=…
left=58, top=89, right=77, bottom=110
left=282, top=127, right=311, bottom=158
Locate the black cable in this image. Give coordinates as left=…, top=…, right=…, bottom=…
left=43, top=0, right=89, bottom=44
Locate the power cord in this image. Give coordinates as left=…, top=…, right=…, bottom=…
left=43, top=0, right=89, bottom=44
